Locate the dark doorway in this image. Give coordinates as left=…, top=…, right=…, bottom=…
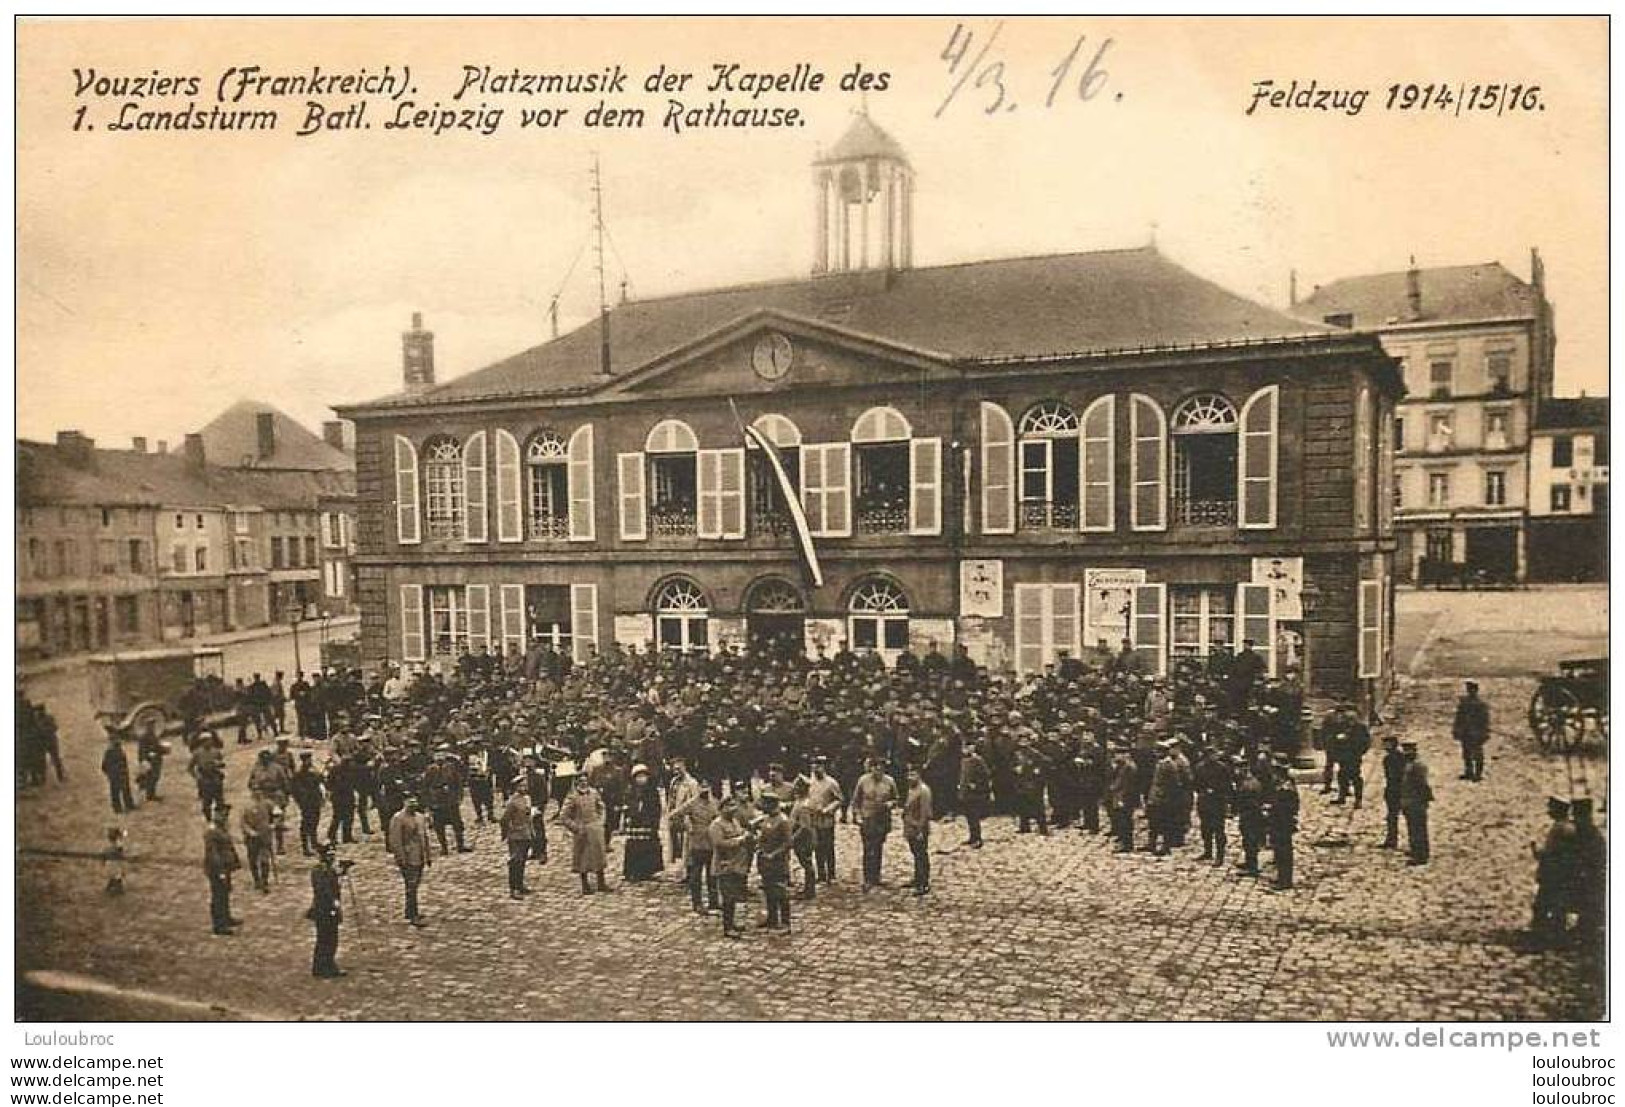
left=1464, top=526, right=1517, bottom=583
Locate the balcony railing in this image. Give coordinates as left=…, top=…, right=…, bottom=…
left=855, top=503, right=909, bottom=535
left=1174, top=498, right=1237, bottom=527
left=1020, top=502, right=1079, bottom=531
left=753, top=511, right=796, bottom=538
left=528, top=514, right=570, bottom=540
left=650, top=507, right=697, bottom=538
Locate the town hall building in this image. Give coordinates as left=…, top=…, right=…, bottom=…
left=336, top=114, right=1404, bottom=712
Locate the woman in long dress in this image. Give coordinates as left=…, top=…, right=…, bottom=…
left=621, top=764, right=664, bottom=882
left=559, top=775, right=609, bottom=894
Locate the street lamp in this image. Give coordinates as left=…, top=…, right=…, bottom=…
left=1292, top=579, right=1324, bottom=768
left=288, top=609, right=303, bottom=675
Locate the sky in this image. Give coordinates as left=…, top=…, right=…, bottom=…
left=16, top=16, right=1608, bottom=447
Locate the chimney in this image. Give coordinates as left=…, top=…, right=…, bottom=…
left=183, top=432, right=207, bottom=471
left=322, top=420, right=348, bottom=451
left=1288, top=268, right=1298, bottom=308
left=402, top=312, right=435, bottom=393
left=55, top=430, right=95, bottom=469
left=1531, top=246, right=1545, bottom=291
left=1405, top=256, right=1423, bottom=321
left=255, top=411, right=277, bottom=460
left=131, top=436, right=148, bottom=453
left=156, top=439, right=168, bottom=455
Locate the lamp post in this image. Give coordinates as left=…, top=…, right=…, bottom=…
left=1292, top=579, right=1324, bottom=768
left=288, top=609, right=303, bottom=675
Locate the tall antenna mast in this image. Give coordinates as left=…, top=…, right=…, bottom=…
left=592, top=154, right=612, bottom=376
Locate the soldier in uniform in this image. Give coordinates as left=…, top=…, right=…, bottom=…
left=903, top=767, right=933, bottom=896
left=1321, top=701, right=1371, bottom=807
left=787, top=778, right=819, bottom=899
left=326, top=755, right=358, bottom=845
left=671, top=779, right=719, bottom=912
left=957, top=742, right=992, bottom=848
left=1232, top=759, right=1266, bottom=876
left=755, top=793, right=793, bottom=931
left=189, top=732, right=226, bottom=822
left=1379, top=736, right=1405, bottom=848
left=1399, top=741, right=1433, bottom=865
left=423, top=749, right=471, bottom=855
left=708, top=795, right=753, bottom=938
left=1268, top=760, right=1299, bottom=890
left=290, top=752, right=326, bottom=856
left=1011, top=744, right=1049, bottom=836
left=806, top=754, right=845, bottom=877
left=1193, top=745, right=1233, bottom=866
left=1106, top=745, right=1139, bottom=854
left=852, top=758, right=899, bottom=889
left=1074, top=736, right=1106, bottom=835
left=559, top=774, right=610, bottom=895
left=1529, top=796, right=1576, bottom=944
left=1452, top=680, right=1491, bottom=782
left=308, top=844, right=345, bottom=978
left=499, top=780, right=533, bottom=898
left=203, top=806, right=241, bottom=936
left=1570, top=797, right=1605, bottom=947
left=241, top=792, right=276, bottom=893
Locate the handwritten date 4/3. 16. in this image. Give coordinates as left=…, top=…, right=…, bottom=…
left=937, top=21, right=1119, bottom=119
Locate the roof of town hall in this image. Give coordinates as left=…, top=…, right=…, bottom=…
left=343, top=245, right=1360, bottom=412
left=1532, top=395, right=1610, bottom=433
left=1294, top=262, right=1540, bottom=330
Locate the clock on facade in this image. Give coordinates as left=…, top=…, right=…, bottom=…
left=751, top=333, right=794, bottom=381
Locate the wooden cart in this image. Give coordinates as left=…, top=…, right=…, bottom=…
left=87, top=646, right=234, bottom=741
left=1528, top=657, right=1609, bottom=753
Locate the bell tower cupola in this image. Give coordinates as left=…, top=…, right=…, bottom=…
left=813, top=111, right=913, bottom=275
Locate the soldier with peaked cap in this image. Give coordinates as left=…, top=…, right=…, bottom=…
left=957, top=742, right=992, bottom=848
left=755, top=792, right=793, bottom=931
left=1529, top=796, right=1576, bottom=943
left=1268, top=757, right=1299, bottom=889
left=709, top=794, right=754, bottom=938
left=308, top=843, right=344, bottom=978
left=203, top=805, right=241, bottom=936
left=1379, top=735, right=1405, bottom=849
left=499, top=778, right=534, bottom=898
left=1399, top=741, right=1433, bottom=865
left=1570, top=797, right=1605, bottom=945
left=559, top=773, right=609, bottom=895
left=1452, top=680, right=1491, bottom=782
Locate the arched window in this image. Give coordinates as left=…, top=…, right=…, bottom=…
left=848, top=577, right=910, bottom=663
left=1017, top=402, right=1080, bottom=529
left=654, top=577, right=709, bottom=654
left=1171, top=394, right=1239, bottom=527
left=646, top=420, right=699, bottom=537
left=851, top=407, right=912, bottom=534
left=747, top=414, right=802, bottom=533
left=745, top=576, right=806, bottom=656
left=526, top=431, right=569, bottom=539
left=422, top=437, right=465, bottom=539
left=746, top=576, right=805, bottom=613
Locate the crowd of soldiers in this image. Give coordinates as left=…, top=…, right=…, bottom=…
left=176, top=634, right=1434, bottom=972
left=27, top=627, right=1593, bottom=975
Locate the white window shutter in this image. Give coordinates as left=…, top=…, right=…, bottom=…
left=495, top=429, right=522, bottom=543
left=697, top=449, right=722, bottom=538
left=1358, top=579, right=1382, bottom=679
left=499, top=584, right=526, bottom=657
left=393, top=436, right=420, bottom=545
left=1236, top=582, right=1276, bottom=676
left=466, top=584, right=491, bottom=652
left=1239, top=385, right=1280, bottom=529
left=571, top=583, right=598, bottom=665
left=979, top=402, right=1015, bottom=535
left=463, top=430, right=488, bottom=543
left=719, top=448, right=745, bottom=539
left=1080, top=396, right=1116, bottom=532
left=1130, top=582, right=1166, bottom=676
left=567, top=425, right=595, bottom=542
left=400, top=584, right=425, bottom=661
left=617, top=452, right=646, bottom=540
left=1129, top=394, right=1167, bottom=531
left=1013, top=584, right=1046, bottom=675
left=909, top=437, right=942, bottom=536
left=826, top=443, right=851, bottom=536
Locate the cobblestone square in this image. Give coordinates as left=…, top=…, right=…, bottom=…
left=16, top=588, right=1609, bottom=1022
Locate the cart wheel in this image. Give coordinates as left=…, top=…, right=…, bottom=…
left=1529, top=686, right=1567, bottom=751
left=128, top=704, right=169, bottom=739
left=1546, top=687, right=1586, bottom=753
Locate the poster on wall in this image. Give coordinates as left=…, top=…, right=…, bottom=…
left=613, top=613, right=653, bottom=649
left=958, top=559, right=1004, bottom=618
left=1252, top=556, right=1304, bottom=621
left=804, top=617, right=844, bottom=660
left=1083, top=568, right=1145, bottom=653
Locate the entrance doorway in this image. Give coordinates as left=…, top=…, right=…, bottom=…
left=745, top=577, right=806, bottom=657
left=1465, top=526, right=1518, bottom=584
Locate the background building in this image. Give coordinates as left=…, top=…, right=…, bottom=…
left=16, top=419, right=356, bottom=660
left=1296, top=254, right=1557, bottom=585
left=337, top=116, right=1402, bottom=713
left=1527, top=395, right=1609, bottom=582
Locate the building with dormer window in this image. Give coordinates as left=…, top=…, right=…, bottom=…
left=336, top=114, right=1402, bottom=712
